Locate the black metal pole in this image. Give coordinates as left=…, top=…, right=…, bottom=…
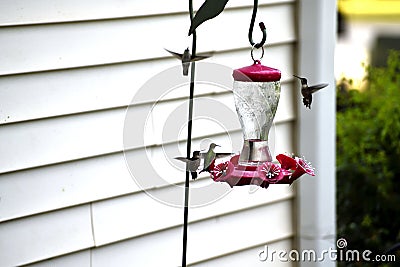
left=182, top=0, right=196, bottom=266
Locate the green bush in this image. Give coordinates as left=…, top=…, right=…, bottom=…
left=337, top=50, right=400, bottom=265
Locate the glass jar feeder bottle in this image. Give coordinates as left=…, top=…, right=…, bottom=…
left=232, top=60, right=281, bottom=166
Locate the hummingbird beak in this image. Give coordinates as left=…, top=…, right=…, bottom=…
left=293, top=75, right=302, bottom=79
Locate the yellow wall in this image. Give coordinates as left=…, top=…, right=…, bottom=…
left=338, top=0, right=400, bottom=16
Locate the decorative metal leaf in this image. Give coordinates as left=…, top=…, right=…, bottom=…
left=188, top=0, right=230, bottom=35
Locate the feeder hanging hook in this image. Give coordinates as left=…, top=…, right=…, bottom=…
left=248, top=0, right=267, bottom=49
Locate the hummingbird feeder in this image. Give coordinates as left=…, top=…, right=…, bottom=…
left=207, top=47, right=315, bottom=188
left=233, top=50, right=281, bottom=165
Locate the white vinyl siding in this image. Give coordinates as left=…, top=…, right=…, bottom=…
left=0, top=1, right=298, bottom=266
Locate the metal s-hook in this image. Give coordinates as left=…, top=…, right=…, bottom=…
left=248, top=0, right=267, bottom=49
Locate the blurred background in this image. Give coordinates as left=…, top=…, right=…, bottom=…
left=336, top=0, right=400, bottom=265
left=336, top=0, right=400, bottom=87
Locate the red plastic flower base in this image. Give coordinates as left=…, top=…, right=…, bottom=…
left=209, top=154, right=315, bottom=189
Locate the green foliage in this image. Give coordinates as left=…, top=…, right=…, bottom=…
left=337, top=50, right=400, bottom=265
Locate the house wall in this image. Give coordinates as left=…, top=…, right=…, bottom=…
left=0, top=1, right=299, bottom=266
left=297, top=1, right=336, bottom=266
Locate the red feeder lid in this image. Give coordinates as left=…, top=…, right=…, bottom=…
left=233, top=60, right=281, bottom=82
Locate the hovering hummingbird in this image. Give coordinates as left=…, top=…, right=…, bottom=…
left=293, top=75, right=328, bottom=109
left=165, top=48, right=213, bottom=76
left=175, top=151, right=201, bottom=180
left=200, top=143, right=220, bottom=173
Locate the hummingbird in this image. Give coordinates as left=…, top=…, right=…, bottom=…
left=199, top=143, right=220, bottom=173
left=293, top=75, right=328, bottom=109
left=165, top=48, right=213, bottom=76
left=175, top=151, right=201, bottom=180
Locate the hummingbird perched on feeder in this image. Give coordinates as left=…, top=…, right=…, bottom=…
left=199, top=143, right=220, bottom=173
left=174, top=151, right=201, bottom=180
left=165, top=48, right=213, bottom=76
left=293, top=75, right=328, bottom=109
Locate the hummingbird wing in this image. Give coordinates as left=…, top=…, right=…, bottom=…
left=308, top=83, right=328, bottom=94
left=165, top=49, right=183, bottom=60
left=214, top=152, right=235, bottom=158
left=190, top=52, right=214, bottom=62
left=174, top=157, right=191, bottom=163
